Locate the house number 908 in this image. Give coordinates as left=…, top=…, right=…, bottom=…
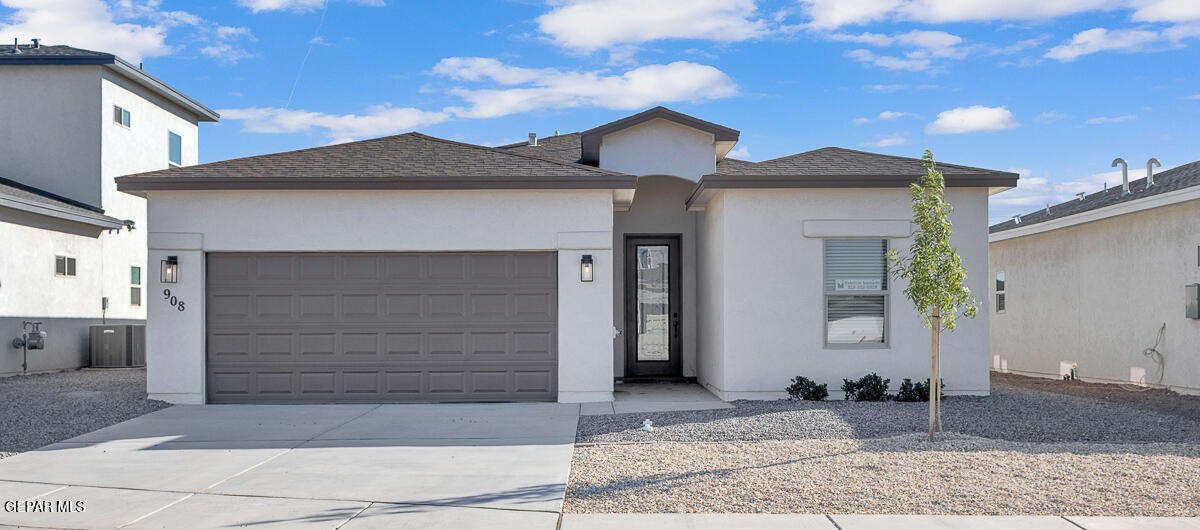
left=163, top=289, right=186, bottom=311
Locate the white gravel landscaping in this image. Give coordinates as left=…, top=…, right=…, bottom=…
left=0, top=369, right=168, bottom=458
left=567, top=376, right=1200, bottom=515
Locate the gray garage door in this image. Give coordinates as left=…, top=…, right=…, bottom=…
left=205, top=252, right=557, bottom=403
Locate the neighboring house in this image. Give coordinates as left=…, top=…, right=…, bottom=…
left=0, top=42, right=217, bottom=376
left=116, top=106, right=1016, bottom=404
left=990, top=159, right=1200, bottom=395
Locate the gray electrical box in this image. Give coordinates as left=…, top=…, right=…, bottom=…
left=1188, top=284, right=1200, bottom=319
left=89, top=325, right=146, bottom=367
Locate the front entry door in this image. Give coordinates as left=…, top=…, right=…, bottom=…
left=624, top=236, right=682, bottom=377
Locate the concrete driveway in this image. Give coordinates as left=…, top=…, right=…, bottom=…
left=0, top=403, right=579, bottom=529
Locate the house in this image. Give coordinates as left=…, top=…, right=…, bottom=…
left=989, top=159, right=1200, bottom=395
left=0, top=42, right=217, bottom=376
left=116, top=106, right=1016, bottom=404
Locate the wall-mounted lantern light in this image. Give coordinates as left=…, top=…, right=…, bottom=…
left=580, top=254, right=594, bottom=282
left=161, top=255, right=179, bottom=284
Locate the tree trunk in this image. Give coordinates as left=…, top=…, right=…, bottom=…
left=930, top=306, right=940, bottom=440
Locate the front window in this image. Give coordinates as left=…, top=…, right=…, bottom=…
left=55, top=256, right=77, bottom=277
left=824, top=239, right=888, bottom=345
left=168, top=131, right=182, bottom=166
left=113, top=105, right=130, bottom=127
left=995, top=271, right=1006, bottom=313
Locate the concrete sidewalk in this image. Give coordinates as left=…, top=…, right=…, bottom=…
left=561, top=514, right=1200, bottom=529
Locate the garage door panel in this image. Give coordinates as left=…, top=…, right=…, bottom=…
left=207, top=252, right=557, bottom=403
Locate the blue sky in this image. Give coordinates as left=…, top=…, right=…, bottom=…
left=4, top=0, right=1199, bottom=224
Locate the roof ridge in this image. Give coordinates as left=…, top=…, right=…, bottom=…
left=747, top=146, right=1015, bottom=175
left=495, top=132, right=582, bottom=150
left=408, top=132, right=628, bottom=176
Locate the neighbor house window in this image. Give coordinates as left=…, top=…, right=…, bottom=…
left=131, top=266, right=142, bottom=306
left=113, top=105, right=130, bottom=127
left=995, top=271, right=1006, bottom=313
left=824, top=239, right=888, bottom=346
left=168, top=131, right=182, bottom=166
left=55, top=256, right=77, bottom=277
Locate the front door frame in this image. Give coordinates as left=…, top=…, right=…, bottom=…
left=624, top=235, right=682, bottom=378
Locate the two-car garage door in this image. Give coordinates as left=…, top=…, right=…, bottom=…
left=205, top=252, right=557, bottom=403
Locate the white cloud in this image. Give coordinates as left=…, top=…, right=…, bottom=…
left=727, top=146, right=751, bottom=159
left=865, top=83, right=904, bottom=93
left=1085, top=114, right=1137, bottom=124
left=832, top=29, right=965, bottom=71
left=1035, top=110, right=1068, bottom=123
left=796, top=1, right=1187, bottom=29
left=0, top=0, right=256, bottom=64
left=853, top=110, right=914, bottom=124
left=1187, top=93, right=1200, bottom=100
left=845, top=48, right=932, bottom=71
left=862, top=134, right=907, bottom=147
left=925, top=105, right=1019, bottom=134
left=219, top=105, right=449, bottom=144
left=1045, top=27, right=1162, bottom=61
left=535, top=0, right=768, bottom=52
left=237, top=0, right=384, bottom=14
left=1131, top=0, right=1200, bottom=23
left=437, top=58, right=738, bottom=119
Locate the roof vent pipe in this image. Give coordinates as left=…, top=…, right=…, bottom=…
left=1112, top=158, right=1129, bottom=195
left=1146, top=158, right=1161, bottom=187
left=1076, top=192, right=1086, bottom=201
left=11, top=38, right=18, bottom=53
left=1012, top=215, right=1021, bottom=225
left=31, top=38, right=39, bottom=48
left=1045, top=203, right=1051, bottom=214
left=527, top=132, right=537, bottom=146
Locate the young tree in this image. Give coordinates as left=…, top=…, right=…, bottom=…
left=887, top=150, right=978, bottom=439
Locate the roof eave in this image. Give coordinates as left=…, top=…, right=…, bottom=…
left=685, top=173, right=1020, bottom=210
left=108, top=60, right=219, bottom=122
left=116, top=175, right=639, bottom=193
left=0, top=194, right=126, bottom=229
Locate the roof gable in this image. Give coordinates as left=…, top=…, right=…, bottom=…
left=579, top=106, right=739, bottom=165
left=715, top=147, right=1012, bottom=177
left=117, top=132, right=636, bottom=193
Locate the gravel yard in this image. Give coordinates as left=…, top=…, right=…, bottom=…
left=0, top=368, right=168, bottom=458
left=567, top=374, right=1200, bottom=515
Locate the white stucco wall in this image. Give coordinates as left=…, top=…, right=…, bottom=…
left=701, top=187, right=991, bottom=400
left=612, top=175, right=700, bottom=377
left=597, top=118, right=716, bottom=182
left=696, top=193, right=727, bottom=392
left=143, top=189, right=616, bottom=404
left=990, top=200, right=1200, bottom=394
left=0, top=65, right=100, bottom=206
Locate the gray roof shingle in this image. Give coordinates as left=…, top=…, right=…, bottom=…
left=0, top=176, right=126, bottom=229
left=0, top=176, right=105, bottom=214
left=990, top=160, right=1200, bottom=234
left=498, top=133, right=583, bottom=163
left=117, top=132, right=635, bottom=191
left=711, top=147, right=1012, bottom=177
left=0, top=44, right=113, bottom=62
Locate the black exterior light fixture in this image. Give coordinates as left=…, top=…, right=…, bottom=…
left=161, top=255, right=179, bottom=284
left=580, top=254, right=594, bottom=282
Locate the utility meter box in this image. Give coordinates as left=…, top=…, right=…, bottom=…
left=89, top=325, right=146, bottom=367
left=1187, top=284, right=1200, bottom=319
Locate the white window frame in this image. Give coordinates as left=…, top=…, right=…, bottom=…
left=130, top=265, right=142, bottom=307
left=113, top=105, right=130, bottom=128
left=995, top=271, right=1006, bottom=314
left=55, top=255, right=77, bottom=277
left=168, top=130, right=182, bottom=167
left=822, top=238, right=890, bottom=349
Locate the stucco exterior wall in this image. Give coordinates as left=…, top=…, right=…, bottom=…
left=703, top=187, right=991, bottom=399
left=597, top=118, right=716, bottom=182
left=143, top=189, right=617, bottom=404
left=990, top=200, right=1200, bottom=394
left=612, top=175, right=700, bottom=377
left=0, top=65, right=100, bottom=206
left=696, top=193, right=727, bottom=392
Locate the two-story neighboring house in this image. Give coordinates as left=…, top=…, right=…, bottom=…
left=0, top=41, right=217, bottom=375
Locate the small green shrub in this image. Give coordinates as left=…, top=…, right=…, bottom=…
left=841, top=373, right=891, bottom=401
left=786, top=376, right=828, bottom=401
left=894, top=378, right=946, bottom=402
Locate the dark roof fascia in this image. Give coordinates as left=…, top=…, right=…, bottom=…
left=0, top=193, right=125, bottom=229
left=117, top=175, right=639, bottom=194
left=0, top=52, right=219, bottom=122
left=684, top=173, right=1020, bottom=209
left=579, top=107, right=740, bottom=165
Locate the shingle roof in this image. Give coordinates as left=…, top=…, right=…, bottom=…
left=989, top=160, right=1200, bottom=234
left=711, top=147, right=1013, bottom=177
left=117, top=132, right=636, bottom=192
left=498, top=133, right=583, bottom=163
left=0, top=43, right=218, bottom=121
left=0, top=176, right=126, bottom=229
